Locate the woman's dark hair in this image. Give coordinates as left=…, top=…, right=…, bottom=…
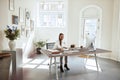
left=59, top=33, right=64, bottom=46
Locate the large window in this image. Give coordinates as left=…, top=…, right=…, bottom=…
left=38, top=0, right=65, bottom=27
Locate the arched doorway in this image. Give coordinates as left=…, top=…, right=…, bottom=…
left=79, top=5, right=102, bottom=48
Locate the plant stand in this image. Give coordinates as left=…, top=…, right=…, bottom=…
left=36, top=48, right=41, bottom=54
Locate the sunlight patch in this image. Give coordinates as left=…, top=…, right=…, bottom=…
left=37, top=65, right=49, bottom=69
left=23, top=58, right=33, bottom=63
left=23, top=64, right=37, bottom=68
left=86, top=59, right=96, bottom=66
left=42, top=59, right=50, bottom=65
left=86, top=59, right=102, bottom=72
left=29, top=59, right=44, bottom=64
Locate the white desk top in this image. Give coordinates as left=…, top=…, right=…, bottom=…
left=41, top=48, right=111, bottom=57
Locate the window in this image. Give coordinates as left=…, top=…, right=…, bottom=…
left=38, top=0, right=65, bottom=27
left=84, top=19, right=97, bottom=35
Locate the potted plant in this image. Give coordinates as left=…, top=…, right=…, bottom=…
left=4, top=25, right=20, bottom=50
left=34, top=40, right=46, bottom=54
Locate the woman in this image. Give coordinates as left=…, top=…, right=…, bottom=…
left=53, top=33, right=70, bottom=72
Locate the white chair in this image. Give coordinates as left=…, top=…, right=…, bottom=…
left=46, top=42, right=60, bottom=70
left=46, top=42, right=55, bottom=65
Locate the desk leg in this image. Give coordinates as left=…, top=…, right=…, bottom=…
left=94, top=53, right=99, bottom=71
left=49, top=57, right=52, bottom=73
left=49, top=57, right=52, bottom=79
left=54, top=57, right=58, bottom=80
left=85, top=54, right=89, bottom=65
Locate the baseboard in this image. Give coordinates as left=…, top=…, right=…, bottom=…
left=110, top=57, right=120, bottom=62
left=97, top=55, right=110, bottom=59
left=98, top=56, right=120, bottom=62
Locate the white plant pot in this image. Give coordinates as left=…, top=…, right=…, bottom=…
left=9, top=40, right=16, bottom=50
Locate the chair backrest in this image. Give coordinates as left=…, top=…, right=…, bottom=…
left=46, top=42, right=55, bottom=49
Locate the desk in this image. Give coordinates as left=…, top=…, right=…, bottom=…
left=41, top=48, right=111, bottom=80
left=0, top=53, right=11, bottom=80
left=1, top=49, right=23, bottom=80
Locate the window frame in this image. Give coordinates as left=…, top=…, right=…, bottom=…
left=37, top=0, right=65, bottom=28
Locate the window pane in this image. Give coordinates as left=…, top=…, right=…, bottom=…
left=57, top=14, right=64, bottom=26
left=85, top=19, right=97, bottom=34
left=38, top=0, right=65, bottom=27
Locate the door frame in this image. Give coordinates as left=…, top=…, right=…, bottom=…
left=79, top=5, right=102, bottom=48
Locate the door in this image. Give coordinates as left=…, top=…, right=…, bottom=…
left=83, top=18, right=99, bottom=47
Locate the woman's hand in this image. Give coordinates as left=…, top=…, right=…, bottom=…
left=57, top=48, right=64, bottom=52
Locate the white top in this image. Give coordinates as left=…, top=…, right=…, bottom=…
left=53, top=40, right=66, bottom=50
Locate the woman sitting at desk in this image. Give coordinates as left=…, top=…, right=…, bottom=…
left=53, top=33, right=70, bottom=72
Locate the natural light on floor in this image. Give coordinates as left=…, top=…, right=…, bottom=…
left=23, top=64, right=37, bottom=68
left=22, top=57, right=102, bottom=71
left=37, top=65, right=49, bottom=69
left=42, top=59, right=50, bottom=65
left=23, top=58, right=33, bottom=63
left=23, top=58, right=50, bottom=69
left=29, top=59, right=44, bottom=64
left=85, top=59, right=102, bottom=72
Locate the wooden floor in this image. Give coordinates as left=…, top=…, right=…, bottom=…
left=22, top=54, right=120, bottom=80
left=0, top=53, right=120, bottom=80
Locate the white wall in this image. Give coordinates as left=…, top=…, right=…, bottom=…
left=0, top=0, right=9, bottom=50
left=0, top=0, right=37, bottom=59
left=67, top=0, right=113, bottom=58
left=68, top=0, right=113, bottom=46
left=112, top=0, right=120, bottom=61
left=33, top=0, right=114, bottom=59
left=34, top=0, right=113, bottom=58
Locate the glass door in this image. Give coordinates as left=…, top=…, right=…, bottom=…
left=83, top=18, right=99, bottom=47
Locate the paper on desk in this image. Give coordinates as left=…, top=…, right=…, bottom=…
left=48, top=49, right=60, bottom=54
left=64, top=50, right=79, bottom=54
